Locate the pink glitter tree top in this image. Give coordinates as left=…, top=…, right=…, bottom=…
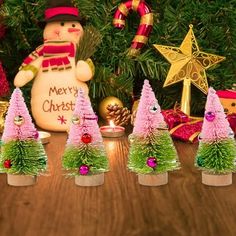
left=2, top=88, right=38, bottom=142
left=133, top=80, right=165, bottom=137
left=200, top=87, right=232, bottom=142
left=67, top=89, right=102, bottom=146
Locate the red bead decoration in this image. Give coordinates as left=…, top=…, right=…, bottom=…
left=81, top=133, right=92, bottom=144
left=4, top=160, right=12, bottom=168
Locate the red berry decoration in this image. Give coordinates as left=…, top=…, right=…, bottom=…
left=4, top=160, right=12, bottom=168
left=79, top=164, right=89, bottom=175
left=81, top=133, right=92, bottom=144
left=146, top=157, right=157, bottom=168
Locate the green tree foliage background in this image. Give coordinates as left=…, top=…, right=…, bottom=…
left=0, top=0, right=235, bottom=115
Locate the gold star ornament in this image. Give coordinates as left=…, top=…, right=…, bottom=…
left=153, top=24, right=225, bottom=115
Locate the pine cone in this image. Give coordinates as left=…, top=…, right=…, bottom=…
left=106, top=104, right=131, bottom=126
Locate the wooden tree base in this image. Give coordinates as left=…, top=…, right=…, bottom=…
left=138, top=172, right=168, bottom=186
left=75, top=173, right=104, bottom=187
left=7, top=174, right=37, bottom=186
left=202, top=172, right=232, bottom=186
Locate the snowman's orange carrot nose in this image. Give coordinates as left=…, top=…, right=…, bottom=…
left=68, top=28, right=80, bottom=33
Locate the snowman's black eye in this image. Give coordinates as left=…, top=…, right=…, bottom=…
left=72, top=24, right=76, bottom=27
left=60, top=22, right=65, bottom=26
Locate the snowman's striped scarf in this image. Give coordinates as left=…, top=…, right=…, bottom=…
left=20, top=41, right=76, bottom=72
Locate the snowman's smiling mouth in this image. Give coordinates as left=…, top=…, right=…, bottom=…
left=68, top=28, right=80, bottom=33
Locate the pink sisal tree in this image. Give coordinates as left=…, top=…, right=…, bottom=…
left=133, top=80, right=165, bottom=137
left=67, top=88, right=103, bottom=146
left=128, top=80, right=179, bottom=185
left=195, top=87, right=236, bottom=178
left=62, top=89, right=108, bottom=179
left=0, top=88, right=47, bottom=177
left=200, top=87, right=232, bottom=142
left=2, top=88, right=38, bottom=142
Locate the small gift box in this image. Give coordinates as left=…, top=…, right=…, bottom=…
left=227, top=113, right=236, bottom=135
left=170, top=120, right=203, bottom=143
left=162, top=107, right=190, bottom=129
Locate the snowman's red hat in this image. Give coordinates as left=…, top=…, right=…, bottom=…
left=44, top=0, right=84, bottom=23
left=45, top=7, right=79, bottom=21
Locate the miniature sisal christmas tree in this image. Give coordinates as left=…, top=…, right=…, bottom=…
left=0, top=88, right=47, bottom=181
left=195, top=87, right=236, bottom=178
left=62, top=89, right=108, bottom=185
left=128, top=80, right=179, bottom=185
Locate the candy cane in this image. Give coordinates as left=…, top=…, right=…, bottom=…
left=113, top=0, right=153, bottom=56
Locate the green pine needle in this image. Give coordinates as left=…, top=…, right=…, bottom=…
left=195, top=139, right=236, bottom=174
left=0, top=140, right=47, bottom=175
left=128, top=131, right=180, bottom=174
left=62, top=144, right=109, bottom=176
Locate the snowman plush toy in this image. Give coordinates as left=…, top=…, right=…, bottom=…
left=14, top=0, right=94, bottom=131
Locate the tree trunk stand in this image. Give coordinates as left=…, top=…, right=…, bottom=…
left=202, top=172, right=232, bottom=186
left=75, top=173, right=104, bottom=186
left=138, top=172, right=168, bottom=186
left=7, top=174, right=37, bottom=186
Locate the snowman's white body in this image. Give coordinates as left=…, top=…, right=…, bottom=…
left=31, top=56, right=89, bottom=131
left=14, top=21, right=93, bottom=131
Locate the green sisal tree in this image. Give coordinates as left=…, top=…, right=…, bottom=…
left=0, top=88, right=47, bottom=186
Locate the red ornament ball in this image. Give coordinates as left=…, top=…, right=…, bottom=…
left=4, top=159, right=12, bottom=168
left=146, top=157, right=157, bottom=168
left=79, top=164, right=89, bottom=175
left=81, top=133, right=92, bottom=144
